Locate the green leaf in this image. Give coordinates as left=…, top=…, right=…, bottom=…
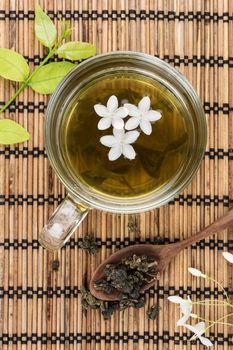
left=0, top=48, right=29, bottom=82
left=0, top=119, right=30, bottom=145
left=57, top=41, right=96, bottom=60
left=35, top=4, right=57, bottom=48
left=28, top=61, right=76, bottom=94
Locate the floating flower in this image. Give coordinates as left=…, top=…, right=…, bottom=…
left=184, top=322, right=213, bottom=347
left=100, top=128, right=140, bottom=161
left=168, top=295, right=192, bottom=326
left=223, top=252, right=233, bottom=264
left=124, top=96, right=162, bottom=135
left=94, top=95, right=129, bottom=130
left=188, top=267, right=207, bottom=278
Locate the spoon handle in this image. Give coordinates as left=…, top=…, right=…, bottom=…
left=175, top=207, right=233, bottom=251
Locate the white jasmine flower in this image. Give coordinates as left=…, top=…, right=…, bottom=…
left=223, top=251, right=233, bottom=264
left=188, top=267, right=207, bottom=278
left=100, top=128, right=140, bottom=161
left=168, top=295, right=192, bottom=326
left=94, top=95, right=128, bottom=130
left=184, top=322, right=213, bottom=347
left=124, top=96, right=162, bottom=135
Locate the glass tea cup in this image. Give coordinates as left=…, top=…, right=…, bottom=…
left=39, top=51, right=206, bottom=251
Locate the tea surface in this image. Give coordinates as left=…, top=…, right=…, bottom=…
left=61, top=73, right=190, bottom=198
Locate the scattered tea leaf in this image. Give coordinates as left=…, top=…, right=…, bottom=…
left=0, top=48, right=29, bottom=82
left=128, top=216, right=140, bottom=234
left=57, top=41, right=96, bottom=60
left=147, top=304, right=160, bottom=320
left=35, top=4, right=57, bottom=48
left=52, top=259, right=59, bottom=271
left=80, top=234, right=100, bottom=255
left=28, top=61, right=75, bottom=94
left=81, top=286, right=101, bottom=310
left=100, top=302, right=118, bottom=319
left=0, top=119, right=30, bottom=144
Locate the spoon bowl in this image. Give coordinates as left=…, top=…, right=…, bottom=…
left=90, top=207, right=233, bottom=301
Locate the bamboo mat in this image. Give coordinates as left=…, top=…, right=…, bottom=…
left=0, top=0, right=232, bottom=349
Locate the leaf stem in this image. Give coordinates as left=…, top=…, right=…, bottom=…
left=0, top=42, right=60, bottom=113
left=207, top=276, right=230, bottom=303
left=192, top=314, right=233, bottom=326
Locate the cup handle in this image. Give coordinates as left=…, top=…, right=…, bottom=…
left=39, top=195, right=89, bottom=251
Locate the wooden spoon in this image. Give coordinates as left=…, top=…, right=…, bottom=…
left=90, top=207, right=233, bottom=301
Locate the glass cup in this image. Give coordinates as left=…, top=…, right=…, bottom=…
left=39, top=51, right=206, bottom=250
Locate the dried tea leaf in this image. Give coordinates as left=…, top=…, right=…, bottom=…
left=35, top=5, right=57, bottom=48
left=101, top=302, right=118, bottom=319
left=28, top=61, right=75, bottom=94
left=80, top=234, right=100, bottom=255
left=57, top=41, right=96, bottom=60
left=81, top=286, right=101, bottom=310
left=128, top=216, right=140, bottom=234
left=0, top=48, right=29, bottom=82
left=147, top=304, right=160, bottom=320
left=0, top=119, right=30, bottom=145
left=52, top=259, right=59, bottom=271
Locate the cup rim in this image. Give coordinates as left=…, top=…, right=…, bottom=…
left=45, top=51, right=207, bottom=213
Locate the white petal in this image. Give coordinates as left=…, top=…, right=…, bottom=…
left=124, top=103, right=140, bottom=117
left=107, top=95, right=118, bottom=112
left=192, top=322, right=206, bottom=335
left=112, top=117, right=124, bottom=130
left=108, top=145, right=122, bottom=161
left=140, top=119, right=152, bottom=135
left=168, top=296, right=184, bottom=304
left=145, top=110, right=162, bottom=122
left=100, top=135, right=117, bottom=147
left=177, top=313, right=191, bottom=326
left=188, top=267, right=206, bottom=278
left=122, top=144, right=136, bottom=160
left=138, top=96, right=150, bottom=112
left=113, top=107, right=129, bottom=119
left=184, top=324, right=198, bottom=335
left=94, top=104, right=109, bottom=117
left=223, top=252, right=233, bottom=264
left=124, top=130, right=140, bottom=144
left=199, top=336, right=213, bottom=347
left=125, top=117, right=140, bottom=130
left=98, top=117, right=112, bottom=130
left=113, top=128, right=125, bottom=139
left=180, top=301, right=192, bottom=315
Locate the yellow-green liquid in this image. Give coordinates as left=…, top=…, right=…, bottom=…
left=61, top=73, right=190, bottom=198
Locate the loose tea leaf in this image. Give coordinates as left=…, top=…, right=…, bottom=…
left=52, top=259, right=59, bottom=271
left=147, top=304, right=160, bottom=320
left=100, top=302, right=118, bottom=319
left=81, top=286, right=101, bottom=310
left=80, top=234, right=100, bottom=255
left=0, top=119, right=30, bottom=144
left=28, top=61, right=75, bottom=94
left=128, top=216, right=140, bottom=234
left=95, top=254, right=159, bottom=310
left=0, top=48, right=29, bottom=82
left=35, top=4, right=57, bottom=48
left=57, top=41, right=96, bottom=60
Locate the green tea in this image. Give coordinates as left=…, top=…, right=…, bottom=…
left=61, top=73, right=190, bottom=198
